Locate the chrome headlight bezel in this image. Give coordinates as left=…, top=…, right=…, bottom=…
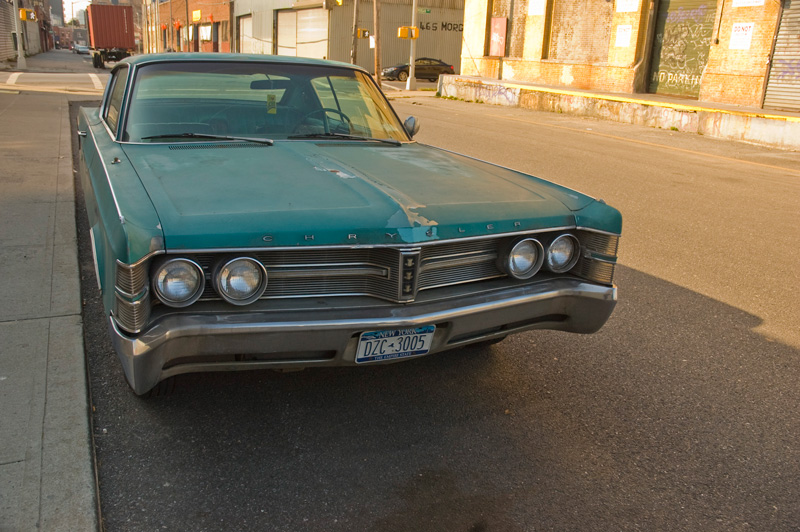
left=503, top=238, right=544, bottom=280
left=152, top=258, right=205, bottom=308
left=546, top=234, right=581, bottom=273
left=214, top=257, right=268, bottom=306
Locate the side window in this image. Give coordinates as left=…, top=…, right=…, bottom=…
left=104, top=66, right=129, bottom=133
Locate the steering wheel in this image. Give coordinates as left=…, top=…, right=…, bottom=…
left=293, top=108, right=352, bottom=134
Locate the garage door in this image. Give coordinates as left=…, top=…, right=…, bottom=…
left=648, top=0, right=716, bottom=97
left=277, top=8, right=328, bottom=59
left=763, top=0, right=800, bottom=111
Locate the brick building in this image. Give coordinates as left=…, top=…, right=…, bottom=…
left=147, top=0, right=233, bottom=53
left=461, top=0, right=800, bottom=111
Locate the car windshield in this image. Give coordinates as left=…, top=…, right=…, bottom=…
left=123, top=61, right=408, bottom=143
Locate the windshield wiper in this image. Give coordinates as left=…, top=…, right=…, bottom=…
left=140, top=132, right=274, bottom=145
left=287, top=132, right=401, bottom=146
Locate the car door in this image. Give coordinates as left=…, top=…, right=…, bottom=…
left=414, top=59, right=432, bottom=79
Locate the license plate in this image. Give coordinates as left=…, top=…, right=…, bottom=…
left=355, top=326, right=436, bottom=363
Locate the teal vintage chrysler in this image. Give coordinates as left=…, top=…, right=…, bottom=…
left=77, top=53, right=621, bottom=396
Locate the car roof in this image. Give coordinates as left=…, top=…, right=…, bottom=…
left=120, top=53, right=363, bottom=72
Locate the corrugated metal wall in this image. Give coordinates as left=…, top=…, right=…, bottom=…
left=547, top=0, right=613, bottom=62
left=1, top=3, right=16, bottom=61
left=647, top=0, right=715, bottom=98
left=328, top=0, right=464, bottom=72
left=764, top=0, right=800, bottom=111
left=234, top=0, right=464, bottom=73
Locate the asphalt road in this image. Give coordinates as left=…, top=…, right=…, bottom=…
left=72, top=95, right=800, bottom=531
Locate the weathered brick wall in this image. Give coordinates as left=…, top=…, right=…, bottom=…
left=157, top=0, right=231, bottom=53
left=700, top=0, right=781, bottom=106
left=461, top=0, right=785, bottom=106
left=461, top=0, right=646, bottom=94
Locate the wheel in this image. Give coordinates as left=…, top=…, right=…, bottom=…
left=292, top=107, right=352, bottom=134
left=429, top=78, right=437, bottom=82
left=397, top=71, right=408, bottom=82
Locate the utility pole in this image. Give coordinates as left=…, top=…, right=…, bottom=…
left=373, top=0, right=381, bottom=89
left=350, top=0, right=359, bottom=64
left=185, top=0, right=191, bottom=51
left=405, top=0, right=418, bottom=90
left=13, top=0, right=27, bottom=69
left=169, top=0, right=173, bottom=50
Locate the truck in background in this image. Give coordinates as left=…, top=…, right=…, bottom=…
left=86, top=4, right=136, bottom=68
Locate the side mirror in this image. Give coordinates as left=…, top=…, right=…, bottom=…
left=404, top=116, right=420, bottom=138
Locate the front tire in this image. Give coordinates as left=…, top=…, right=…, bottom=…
left=398, top=71, right=408, bottom=82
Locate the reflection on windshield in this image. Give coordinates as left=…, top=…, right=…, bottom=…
left=123, top=62, right=408, bottom=143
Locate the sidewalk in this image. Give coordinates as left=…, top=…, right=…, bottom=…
left=0, top=53, right=99, bottom=531
left=437, top=75, right=800, bottom=151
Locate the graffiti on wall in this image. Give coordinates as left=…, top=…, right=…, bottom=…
left=771, top=59, right=800, bottom=82
left=649, top=3, right=715, bottom=97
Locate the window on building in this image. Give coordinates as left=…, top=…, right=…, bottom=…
left=545, top=0, right=613, bottom=63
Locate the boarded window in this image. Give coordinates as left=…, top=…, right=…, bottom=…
left=547, top=0, right=614, bottom=63
left=490, top=0, right=527, bottom=57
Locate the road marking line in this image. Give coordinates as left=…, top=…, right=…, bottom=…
left=88, top=74, right=103, bottom=90
left=8, top=73, right=21, bottom=85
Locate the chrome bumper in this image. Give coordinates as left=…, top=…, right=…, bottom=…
left=109, top=279, right=617, bottom=395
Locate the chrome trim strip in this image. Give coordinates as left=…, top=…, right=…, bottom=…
left=418, top=273, right=507, bottom=292
left=116, top=251, right=165, bottom=270
left=158, top=227, right=578, bottom=254
left=420, top=251, right=498, bottom=270
left=575, top=226, right=622, bottom=237
left=270, top=266, right=390, bottom=279
left=584, top=255, right=617, bottom=264
left=86, top=123, right=124, bottom=224
left=89, top=226, right=102, bottom=291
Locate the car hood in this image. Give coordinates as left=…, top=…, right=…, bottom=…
left=121, top=141, right=593, bottom=250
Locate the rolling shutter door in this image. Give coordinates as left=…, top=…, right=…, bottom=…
left=277, top=8, right=328, bottom=59
left=648, top=0, right=716, bottom=98
left=764, top=0, right=800, bottom=111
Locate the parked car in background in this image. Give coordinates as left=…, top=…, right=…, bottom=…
left=74, top=44, right=90, bottom=55
left=77, top=53, right=622, bottom=396
left=382, top=58, right=454, bottom=82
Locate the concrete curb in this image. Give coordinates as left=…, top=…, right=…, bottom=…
left=439, top=76, right=800, bottom=151
left=36, top=93, right=100, bottom=532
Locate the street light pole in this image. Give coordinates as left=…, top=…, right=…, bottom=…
left=373, top=0, right=380, bottom=89
left=13, top=0, right=27, bottom=68
left=350, top=0, right=359, bottom=65
left=405, top=0, right=417, bottom=90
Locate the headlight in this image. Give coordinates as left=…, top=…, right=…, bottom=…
left=504, top=238, right=543, bottom=280
left=546, top=234, right=580, bottom=273
left=215, top=257, right=267, bottom=305
left=153, top=258, right=205, bottom=307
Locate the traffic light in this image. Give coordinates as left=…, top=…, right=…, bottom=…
left=397, top=26, right=418, bottom=39
left=357, top=28, right=370, bottom=39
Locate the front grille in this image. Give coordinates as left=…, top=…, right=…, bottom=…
left=419, top=239, right=502, bottom=290
left=156, top=229, right=620, bottom=307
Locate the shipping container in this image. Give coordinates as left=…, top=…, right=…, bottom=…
left=87, top=4, right=136, bottom=67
